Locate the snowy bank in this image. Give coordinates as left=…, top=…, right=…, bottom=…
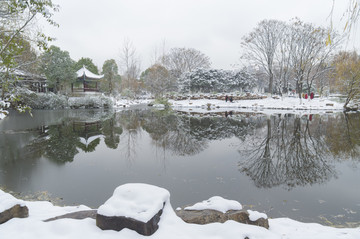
left=169, top=97, right=344, bottom=114
left=1, top=185, right=359, bottom=239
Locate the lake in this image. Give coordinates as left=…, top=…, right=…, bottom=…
left=0, top=108, right=359, bottom=227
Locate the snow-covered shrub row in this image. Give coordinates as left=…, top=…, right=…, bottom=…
left=68, top=95, right=113, bottom=109
left=178, top=68, right=257, bottom=93
left=13, top=88, right=68, bottom=109
left=10, top=88, right=113, bottom=110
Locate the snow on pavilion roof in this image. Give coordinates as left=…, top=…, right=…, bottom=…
left=76, top=65, right=104, bottom=80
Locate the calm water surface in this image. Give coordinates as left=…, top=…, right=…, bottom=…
left=0, top=108, right=359, bottom=227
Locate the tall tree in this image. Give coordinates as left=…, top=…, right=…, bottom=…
left=288, top=20, right=338, bottom=97
left=119, top=38, right=141, bottom=96
left=39, top=45, right=76, bottom=94
left=0, top=0, right=58, bottom=116
left=242, top=19, right=285, bottom=94
left=0, top=0, right=58, bottom=69
left=142, top=64, right=175, bottom=97
left=331, top=51, right=360, bottom=108
left=74, top=57, right=99, bottom=74
left=101, top=59, right=121, bottom=95
left=163, top=47, right=211, bottom=77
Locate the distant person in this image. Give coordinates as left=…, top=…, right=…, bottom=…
left=229, top=96, right=233, bottom=102
left=310, top=92, right=314, bottom=100
left=225, top=95, right=228, bottom=102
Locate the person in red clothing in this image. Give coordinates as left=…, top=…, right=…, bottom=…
left=310, top=92, right=314, bottom=100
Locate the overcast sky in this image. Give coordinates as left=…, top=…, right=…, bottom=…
left=42, top=0, right=358, bottom=72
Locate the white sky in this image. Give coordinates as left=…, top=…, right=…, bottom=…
left=42, top=0, right=359, bottom=73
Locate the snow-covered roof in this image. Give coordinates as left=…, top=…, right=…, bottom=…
left=0, top=67, right=46, bottom=80
left=76, top=65, right=104, bottom=80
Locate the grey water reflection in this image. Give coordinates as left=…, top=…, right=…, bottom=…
left=238, top=114, right=335, bottom=189
left=0, top=109, right=359, bottom=226
left=238, top=113, right=360, bottom=189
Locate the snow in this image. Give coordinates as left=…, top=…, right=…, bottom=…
left=248, top=210, right=268, bottom=221
left=0, top=190, right=25, bottom=213
left=169, top=97, right=344, bottom=114
left=184, top=196, right=242, bottom=213
left=97, top=184, right=170, bottom=222
left=113, top=98, right=152, bottom=108
left=0, top=186, right=359, bottom=239
left=76, top=66, right=104, bottom=79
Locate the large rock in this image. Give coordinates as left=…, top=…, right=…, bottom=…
left=96, top=209, right=163, bottom=236
left=96, top=183, right=170, bottom=236
left=175, top=208, right=269, bottom=229
left=0, top=190, right=29, bottom=224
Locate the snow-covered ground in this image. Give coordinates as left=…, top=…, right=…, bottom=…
left=0, top=96, right=347, bottom=120
left=169, top=97, right=344, bottom=114
left=0, top=186, right=359, bottom=239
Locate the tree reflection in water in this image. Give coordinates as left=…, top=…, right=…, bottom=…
left=238, top=114, right=337, bottom=189
left=25, top=110, right=123, bottom=163
left=2, top=109, right=360, bottom=181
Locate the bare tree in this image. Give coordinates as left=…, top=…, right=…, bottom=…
left=149, top=39, right=167, bottom=66
left=119, top=38, right=141, bottom=96
left=242, top=19, right=285, bottom=95
left=243, top=19, right=339, bottom=97
left=163, top=47, right=211, bottom=77
left=288, top=20, right=339, bottom=98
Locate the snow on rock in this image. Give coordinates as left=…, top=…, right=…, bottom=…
left=248, top=210, right=268, bottom=221
left=184, top=196, right=242, bottom=213
left=0, top=190, right=25, bottom=213
left=97, top=183, right=170, bottom=223
left=0, top=190, right=29, bottom=224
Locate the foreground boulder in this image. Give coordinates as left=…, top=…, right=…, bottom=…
left=0, top=190, right=28, bottom=224
left=96, top=183, right=170, bottom=236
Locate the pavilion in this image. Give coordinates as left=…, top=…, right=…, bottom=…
left=72, top=65, right=104, bottom=93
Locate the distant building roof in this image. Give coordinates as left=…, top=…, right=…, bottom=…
left=76, top=65, right=103, bottom=80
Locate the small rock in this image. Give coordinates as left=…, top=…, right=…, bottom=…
left=0, top=204, right=29, bottom=224
left=44, top=210, right=97, bottom=222
left=175, top=208, right=269, bottom=229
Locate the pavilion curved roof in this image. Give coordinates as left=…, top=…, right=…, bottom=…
left=76, top=65, right=104, bottom=80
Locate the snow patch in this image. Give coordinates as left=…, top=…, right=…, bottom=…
left=184, top=196, right=242, bottom=213
left=248, top=209, right=268, bottom=221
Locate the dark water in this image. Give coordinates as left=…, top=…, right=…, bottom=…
left=0, top=108, right=359, bottom=227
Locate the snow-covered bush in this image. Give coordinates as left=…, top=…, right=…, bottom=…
left=9, top=88, right=113, bottom=110
left=178, top=68, right=256, bottom=93
left=68, top=95, right=113, bottom=109
left=13, top=88, right=68, bottom=109
left=121, top=88, right=136, bottom=99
